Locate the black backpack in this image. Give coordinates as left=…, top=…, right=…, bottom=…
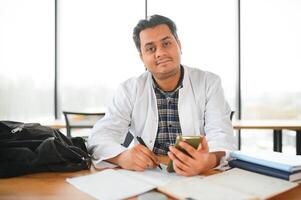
left=0, top=121, right=91, bottom=178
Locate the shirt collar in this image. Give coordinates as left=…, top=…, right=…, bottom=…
left=152, top=65, right=184, bottom=94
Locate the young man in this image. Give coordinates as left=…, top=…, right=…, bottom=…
left=88, top=15, right=236, bottom=176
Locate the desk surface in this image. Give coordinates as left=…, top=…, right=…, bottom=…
left=43, top=119, right=301, bottom=130
left=0, top=170, right=95, bottom=200
left=232, top=120, right=301, bottom=130
left=0, top=157, right=300, bottom=200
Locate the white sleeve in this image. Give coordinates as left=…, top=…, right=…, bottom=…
left=203, top=74, right=237, bottom=166
left=87, top=83, right=133, bottom=162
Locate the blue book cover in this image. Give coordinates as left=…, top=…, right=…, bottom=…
left=230, top=150, right=301, bottom=172
left=229, top=159, right=301, bottom=182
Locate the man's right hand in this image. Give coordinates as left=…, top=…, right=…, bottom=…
left=106, top=144, right=160, bottom=171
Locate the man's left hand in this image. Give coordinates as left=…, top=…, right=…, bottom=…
left=168, top=137, right=219, bottom=176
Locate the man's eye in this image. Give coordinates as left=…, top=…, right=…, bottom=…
left=146, top=47, right=156, bottom=52
left=163, top=41, right=171, bottom=47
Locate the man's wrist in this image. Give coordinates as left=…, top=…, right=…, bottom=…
left=207, top=153, right=217, bottom=170
left=208, top=151, right=225, bottom=169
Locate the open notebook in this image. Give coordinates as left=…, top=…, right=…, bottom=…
left=158, top=168, right=298, bottom=200
left=66, top=165, right=188, bottom=200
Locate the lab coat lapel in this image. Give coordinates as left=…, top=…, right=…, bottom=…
left=178, top=66, right=200, bottom=136
left=140, top=73, right=158, bottom=150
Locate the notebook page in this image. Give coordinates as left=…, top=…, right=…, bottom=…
left=206, top=168, right=298, bottom=199
left=66, top=169, right=156, bottom=200
left=118, top=164, right=190, bottom=186
left=158, top=177, right=257, bottom=200
left=158, top=168, right=298, bottom=200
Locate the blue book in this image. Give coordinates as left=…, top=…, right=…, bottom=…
left=229, top=159, right=301, bottom=182
left=230, top=150, right=301, bottom=173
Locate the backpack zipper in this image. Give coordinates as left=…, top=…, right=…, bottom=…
left=11, top=124, right=25, bottom=133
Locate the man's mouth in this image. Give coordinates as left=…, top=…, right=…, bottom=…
left=156, top=58, right=172, bottom=65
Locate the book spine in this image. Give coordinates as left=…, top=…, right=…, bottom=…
left=229, top=160, right=289, bottom=181
left=230, top=152, right=292, bottom=172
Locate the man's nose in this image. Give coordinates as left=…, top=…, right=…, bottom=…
left=155, top=47, right=167, bottom=58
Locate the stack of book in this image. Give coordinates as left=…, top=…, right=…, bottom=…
left=229, top=150, right=301, bottom=182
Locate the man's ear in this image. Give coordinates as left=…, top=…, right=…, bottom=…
left=139, top=53, right=148, bottom=71
left=177, top=39, right=182, bottom=54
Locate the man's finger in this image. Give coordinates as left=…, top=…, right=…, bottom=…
left=133, top=163, right=146, bottom=171
left=135, top=145, right=158, bottom=167
left=172, top=155, right=191, bottom=172
left=169, top=146, right=193, bottom=166
left=136, top=144, right=158, bottom=162
left=134, top=155, right=151, bottom=169
left=197, top=136, right=209, bottom=152
left=173, top=160, right=189, bottom=176
left=179, top=141, right=198, bottom=158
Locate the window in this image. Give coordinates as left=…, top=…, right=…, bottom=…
left=0, top=0, right=55, bottom=121
left=241, top=0, right=301, bottom=153
left=58, top=0, right=144, bottom=114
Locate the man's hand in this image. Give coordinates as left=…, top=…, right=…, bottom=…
left=168, top=137, right=224, bottom=176
left=107, top=144, right=160, bottom=171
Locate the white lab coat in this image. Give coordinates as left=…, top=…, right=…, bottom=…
left=88, top=66, right=236, bottom=163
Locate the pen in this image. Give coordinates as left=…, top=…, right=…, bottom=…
left=136, top=136, right=162, bottom=170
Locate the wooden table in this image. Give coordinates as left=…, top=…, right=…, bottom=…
left=0, top=157, right=300, bottom=200
left=233, top=120, right=301, bottom=155
left=0, top=170, right=95, bottom=200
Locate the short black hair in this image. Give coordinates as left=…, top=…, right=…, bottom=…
left=133, top=14, right=179, bottom=52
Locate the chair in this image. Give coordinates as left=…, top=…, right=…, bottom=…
left=62, top=111, right=105, bottom=138
left=230, top=111, right=235, bottom=121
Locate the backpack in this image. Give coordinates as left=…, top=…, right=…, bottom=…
left=0, top=121, right=91, bottom=178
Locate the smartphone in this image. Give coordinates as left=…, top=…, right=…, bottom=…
left=166, top=135, right=203, bottom=173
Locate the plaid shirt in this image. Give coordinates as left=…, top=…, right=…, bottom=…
left=152, top=67, right=184, bottom=155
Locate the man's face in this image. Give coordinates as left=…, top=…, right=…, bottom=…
left=139, top=24, right=182, bottom=80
